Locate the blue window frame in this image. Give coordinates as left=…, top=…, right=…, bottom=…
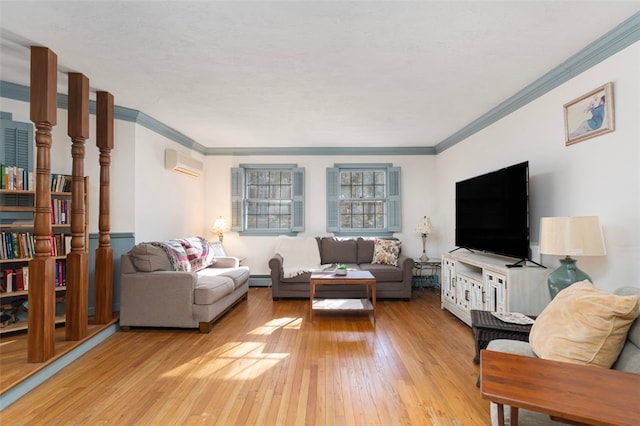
left=231, top=164, right=305, bottom=235
left=326, top=164, right=401, bottom=236
left=1, top=113, right=34, bottom=214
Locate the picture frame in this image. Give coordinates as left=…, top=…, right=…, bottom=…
left=210, top=241, right=227, bottom=257
left=564, top=82, right=614, bottom=146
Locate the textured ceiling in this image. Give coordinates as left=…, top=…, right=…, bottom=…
left=1, top=1, right=639, bottom=150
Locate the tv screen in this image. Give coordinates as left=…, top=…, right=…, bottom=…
left=455, top=161, right=530, bottom=259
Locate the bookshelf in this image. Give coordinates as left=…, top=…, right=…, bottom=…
left=0, top=175, right=89, bottom=335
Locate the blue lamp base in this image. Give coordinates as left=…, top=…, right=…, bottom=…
left=548, top=256, right=591, bottom=299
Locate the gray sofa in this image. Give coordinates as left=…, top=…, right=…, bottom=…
left=485, top=286, right=640, bottom=425
left=120, top=239, right=249, bottom=333
left=269, top=237, right=414, bottom=300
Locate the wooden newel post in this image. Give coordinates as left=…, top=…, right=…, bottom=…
left=65, top=72, right=89, bottom=340
left=94, top=91, right=114, bottom=324
left=28, top=46, right=57, bottom=362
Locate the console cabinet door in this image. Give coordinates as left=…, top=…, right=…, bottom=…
left=442, top=258, right=456, bottom=303
left=470, top=279, right=485, bottom=310
left=456, top=275, right=470, bottom=310
left=485, top=272, right=507, bottom=313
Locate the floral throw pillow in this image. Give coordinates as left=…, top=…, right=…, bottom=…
left=371, top=239, right=400, bottom=266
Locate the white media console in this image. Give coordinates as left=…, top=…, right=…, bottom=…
left=441, top=250, right=551, bottom=326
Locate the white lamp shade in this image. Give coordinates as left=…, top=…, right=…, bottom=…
left=212, top=217, right=228, bottom=233
left=415, top=216, right=433, bottom=234
left=539, top=216, right=606, bottom=256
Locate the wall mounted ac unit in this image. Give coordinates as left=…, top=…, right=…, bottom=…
left=164, top=149, right=203, bottom=178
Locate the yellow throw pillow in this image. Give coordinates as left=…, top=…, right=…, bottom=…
left=529, top=280, right=639, bottom=368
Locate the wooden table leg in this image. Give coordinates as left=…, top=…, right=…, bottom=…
left=510, top=406, right=519, bottom=426
left=372, top=282, right=376, bottom=325
left=497, top=403, right=505, bottom=426
left=310, top=281, right=314, bottom=322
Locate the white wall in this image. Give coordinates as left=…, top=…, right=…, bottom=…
left=435, top=42, right=640, bottom=293
left=132, top=126, right=206, bottom=242
left=203, top=154, right=437, bottom=276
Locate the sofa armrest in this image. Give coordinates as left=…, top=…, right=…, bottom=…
left=486, top=339, right=537, bottom=358
left=120, top=269, right=198, bottom=327
left=211, top=256, right=240, bottom=268
left=269, top=254, right=284, bottom=299
left=398, top=253, right=414, bottom=286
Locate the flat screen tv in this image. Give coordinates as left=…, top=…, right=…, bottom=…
left=455, top=161, right=530, bottom=260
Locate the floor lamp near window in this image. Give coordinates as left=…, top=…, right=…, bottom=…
left=415, top=216, right=433, bottom=262
left=539, top=216, right=606, bottom=299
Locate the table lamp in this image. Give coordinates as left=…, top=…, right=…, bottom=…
left=415, top=216, right=433, bottom=262
left=212, top=216, right=228, bottom=243
left=539, top=216, right=606, bottom=299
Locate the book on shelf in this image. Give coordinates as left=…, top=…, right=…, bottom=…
left=11, top=232, right=20, bottom=258
left=0, top=232, right=35, bottom=259
left=0, top=164, right=35, bottom=191
left=4, top=233, right=14, bottom=259
left=3, top=269, right=13, bottom=293
left=50, top=198, right=70, bottom=224
left=14, top=268, right=24, bottom=291
left=0, top=266, right=30, bottom=292
left=55, top=259, right=65, bottom=287
left=22, top=265, right=29, bottom=290
left=64, top=235, right=72, bottom=255
left=50, top=174, right=72, bottom=193
left=0, top=233, right=6, bottom=259
left=1, top=165, right=73, bottom=192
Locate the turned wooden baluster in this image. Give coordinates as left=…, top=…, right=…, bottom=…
left=28, top=46, right=57, bottom=362
left=65, top=72, right=89, bottom=340
left=94, top=91, right=114, bottom=324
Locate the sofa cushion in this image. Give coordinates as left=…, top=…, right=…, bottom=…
left=199, top=266, right=250, bottom=290
left=130, top=243, right=172, bottom=272
left=320, top=237, right=357, bottom=264
left=359, top=263, right=403, bottom=282
left=371, top=239, right=400, bottom=266
left=612, top=287, right=640, bottom=373
left=357, top=238, right=376, bottom=264
left=194, top=275, right=234, bottom=305
left=529, top=280, right=640, bottom=368
left=614, top=287, right=640, bottom=349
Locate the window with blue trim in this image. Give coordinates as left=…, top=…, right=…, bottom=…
left=326, top=164, right=401, bottom=236
left=231, top=165, right=305, bottom=235
left=1, top=113, right=34, bottom=215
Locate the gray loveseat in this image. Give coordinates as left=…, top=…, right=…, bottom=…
left=485, top=286, right=640, bottom=425
left=120, top=237, right=249, bottom=333
left=269, top=237, right=414, bottom=300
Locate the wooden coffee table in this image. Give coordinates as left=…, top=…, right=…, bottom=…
left=309, top=270, right=376, bottom=325
left=481, top=350, right=640, bottom=426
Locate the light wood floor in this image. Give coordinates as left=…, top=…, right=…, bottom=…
left=0, top=288, right=489, bottom=425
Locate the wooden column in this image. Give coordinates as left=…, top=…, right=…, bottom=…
left=28, top=47, right=57, bottom=362
left=94, top=91, right=114, bottom=324
left=65, top=73, right=89, bottom=340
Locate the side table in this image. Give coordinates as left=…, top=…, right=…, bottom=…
left=413, top=258, right=441, bottom=290
left=471, top=309, right=534, bottom=365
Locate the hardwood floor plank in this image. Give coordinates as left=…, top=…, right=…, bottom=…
left=0, top=288, right=489, bottom=425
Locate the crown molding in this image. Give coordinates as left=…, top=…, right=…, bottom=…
left=204, top=146, right=436, bottom=156
left=2, top=11, right=638, bottom=157
left=435, top=11, right=640, bottom=154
